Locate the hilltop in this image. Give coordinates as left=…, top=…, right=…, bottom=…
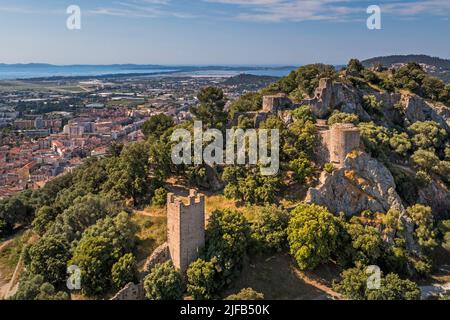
left=363, top=54, right=450, bottom=82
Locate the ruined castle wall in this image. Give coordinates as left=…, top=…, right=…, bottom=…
left=262, top=94, right=291, bottom=113
left=143, top=242, right=170, bottom=273
left=110, top=242, right=170, bottom=300
left=316, top=129, right=331, bottom=164
left=110, top=282, right=144, bottom=301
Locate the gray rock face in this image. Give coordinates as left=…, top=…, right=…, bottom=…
left=418, top=180, right=450, bottom=219
left=306, top=151, right=405, bottom=216
left=301, top=78, right=371, bottom=121
left=403, top=94, right=450, bottom=132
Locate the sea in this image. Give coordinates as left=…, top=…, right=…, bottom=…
left=0, top=64, right=296, bottom=80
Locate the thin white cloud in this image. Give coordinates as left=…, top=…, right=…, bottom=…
left=89, top=0, right=196, bottom=19
left=205, top=0, right=450, bottom=22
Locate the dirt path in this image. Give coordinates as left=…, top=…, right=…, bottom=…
left=2, top=255, right=23, bottom=299
left=294, top=269, right=342, bottom=300
left=0, top=239, right=13, bottom=252
left=134, top=210, right=165, bottom=218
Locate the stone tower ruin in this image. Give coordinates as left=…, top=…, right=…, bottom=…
left=167, top=189, right=205, bottom=273
left=318, top=122, right=361, bottom=168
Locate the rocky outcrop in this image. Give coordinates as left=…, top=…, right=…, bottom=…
left=417, top=180, right=450, bottom=219
left=301, top=78, right=371, bottom=121
left=306, top=151, right=404, bottom=216
left=306, top=151, right=422, bottom=252
left=402, top=94, right=450, bottom=132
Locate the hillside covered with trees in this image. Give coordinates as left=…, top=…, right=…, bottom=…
left=1, top=57, right=450, bottom=301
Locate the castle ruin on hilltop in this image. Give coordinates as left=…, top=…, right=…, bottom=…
left=167, top=189, right=205, bottom=273
left=233, top=89, right=362, bottom=168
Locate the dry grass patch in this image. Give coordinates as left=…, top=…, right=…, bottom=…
left=132, top=214, right=167, bottom=270
left=223, top=253, right=333, bottom=300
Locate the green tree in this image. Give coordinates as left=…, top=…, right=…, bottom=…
left=422, top=76, right=445, bottom=101
left=366, top=273, right=421, bottom=300
left=190, top=87, right=227, bottom=129
left=412, top=149, right=440, bottom=173
left=345, top=218, right=384, bottom=265
left=440, top=83, right=450, bottom=104
left=333, top=265, right=420, bottom=300
left=143, top=261, right=183, bottom=300
left=142, top=114, right=174, bottom=139
left=0, top=217, right=7, bottom=237
left=438, top=220, right=450, bottom=251
left=390, top=132, right=412, bottom=156
left=225, top=288, right=264, bottom=300
left=288, top=204, right=342, bottom=270
left=32, top=205, right=58, bottom=236
left=328, top=111, right=359, bottom=126
left=152, top=187, right=168, bottom=207
left=104, top=141, right=150, bottom=205
left=205, top=209, right=251, bottom=287
left=69, top=235, right=114, bottom=296
left=361, top=69, right=380, bottom=84
left=265, top=64, right=336, bottom=99
left=186, top=259, right=216, bottom=300
left=13, top=272, right=68, bottom=300
left=228, top=92, right=262, bottom=119
left=48, top=194, right=118, bottom=243
left=27, top=235, right=71, bottom=285
left=358, top=122, right=391, bottom=158
left=111, top=253, right=137, bottom=289
left=409, top=121, right=447, bottom=151
left=406, top=205, right=437, bottom=249
left=82, top=212, right=137, bottom=261
left=289, top=156, right=313, bottom=184
left=347, top=59, right=364, bottom=76
left=291, top=105, right=315, bottom=124
left=250, top=206, right=289, bottom=253
left=362, top=95, right=383, bottom=115
left=393, top=63, right=426, bottom=94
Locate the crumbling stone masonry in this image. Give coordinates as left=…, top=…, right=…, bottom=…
left=317, top=122, right=361, bottom=168
left=262, top=93, right=292, bottom=113
left=167, top=189, right=205, bottom=273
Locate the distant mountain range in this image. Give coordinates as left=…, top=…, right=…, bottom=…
left=362, top=54, right=450, bottom=82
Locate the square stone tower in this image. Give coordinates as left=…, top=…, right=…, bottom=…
left=316, top=122, right=361, bottom=168
left=167, top=189, right=205, bottom=273
left=329, top=123, right=361, bottom=167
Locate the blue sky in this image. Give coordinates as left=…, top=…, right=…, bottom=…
left=0, top=0, right=449, bottom=65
